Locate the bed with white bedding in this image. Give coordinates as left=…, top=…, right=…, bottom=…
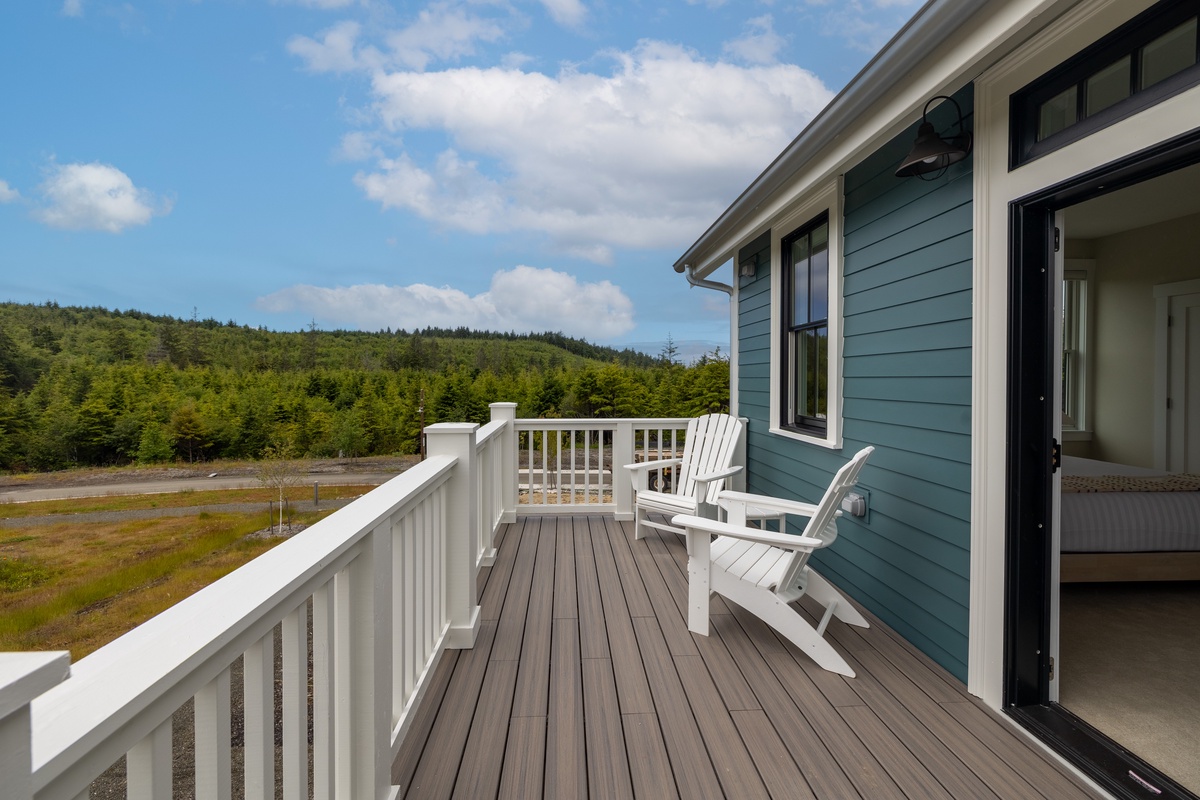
left=1059, top=456, right=1200, bottom=582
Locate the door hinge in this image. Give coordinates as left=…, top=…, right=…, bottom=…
left=1053, top=227, right=1061, bottom=253
left=1050, top=438, right=1060, bottom=474
left=1049, top=655, right=1055, bottom=681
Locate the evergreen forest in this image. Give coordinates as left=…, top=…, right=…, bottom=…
left=0, top=302, right=730, bottom=471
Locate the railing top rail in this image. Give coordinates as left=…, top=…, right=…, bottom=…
left=514, top=417, right=692, bottom=430
left=476, top=419, right=506, bottom=448
left=30, top=454, right=457, bottom=790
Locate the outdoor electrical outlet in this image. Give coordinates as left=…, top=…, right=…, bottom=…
left=841, top=489, right=870, bottom=521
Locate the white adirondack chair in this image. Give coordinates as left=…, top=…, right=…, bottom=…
left=672, top=446, right=874, bottom=677
left=625, top=413, right=744, bottom=540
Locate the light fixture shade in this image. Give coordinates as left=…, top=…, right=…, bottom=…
left=895, top=96, right=973, bottom=178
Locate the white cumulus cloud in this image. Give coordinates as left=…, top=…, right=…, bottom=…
left=273, top=0, right=359, bottom=8
left=723, top=15, right=786, bottom=65
left=255, top=265, right=635, bottom=338
left=538, top=0, right=587, bottom=28
left=384, top=3, right=506, bottom=70
left=61, top=0, right=83, bottom=17
left=0, top=180, right=19, bottom=203
left=288, top=20, right=372, bottom=73
left=288, top=4, right=505, bottom=74
left=352, top=41, right=832, bottom=261
left=814, top=0, right=925, bottom=53
left=34, top=162, right=171, bottom=233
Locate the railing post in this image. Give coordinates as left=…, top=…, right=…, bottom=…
left=490, top=403, right=518, bottom=523
left=425, top=422, right=481, bottom=649
left=613, top=420, right=635, bottom=521
left=0, top=652, right=70, bottom=800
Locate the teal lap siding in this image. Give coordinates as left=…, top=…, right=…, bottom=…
left=736, top=84, right=974, bottom=681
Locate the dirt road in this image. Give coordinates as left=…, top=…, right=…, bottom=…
left=0, top=456, right=419, bottom=504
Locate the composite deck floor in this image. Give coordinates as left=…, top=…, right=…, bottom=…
left=393, top=515, right=1104, bottom=799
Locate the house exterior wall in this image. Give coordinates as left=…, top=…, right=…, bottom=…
left=736, top=84, right=974, bottom=681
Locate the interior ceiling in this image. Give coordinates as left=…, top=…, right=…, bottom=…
left=1065, top=161, right=1200, bottom=239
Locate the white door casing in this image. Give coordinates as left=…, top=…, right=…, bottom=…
left=1155, top=280, right=1200, bottom=471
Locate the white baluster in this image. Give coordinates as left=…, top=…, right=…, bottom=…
left=283, top=604, right=308, bottom=800
left=128, top=718, right=172, bottom=800
left=194, top=668, right=232, bottom=800
left=243, top=632, right=274, bottom=800
left=312, top=583, right=335, bottom=800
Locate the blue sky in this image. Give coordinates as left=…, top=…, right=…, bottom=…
left=0, top=0, right=919, bottom=357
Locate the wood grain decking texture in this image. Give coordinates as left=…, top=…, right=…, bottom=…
left=393, top=515, right=1104, bottom=799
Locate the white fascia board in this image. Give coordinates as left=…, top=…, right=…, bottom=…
left=678, top=0, right=1080, bottom=280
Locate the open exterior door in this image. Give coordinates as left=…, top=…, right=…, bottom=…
left=1005, top=132, right=1200, bottom=800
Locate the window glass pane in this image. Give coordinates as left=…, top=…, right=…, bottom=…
left=810, top=223, right=829, bottom=322
left=794, top=327, right=828, bottom=424
left=814, top=328, right=828, bottom=420
left=791, top=237, right=810, bottom=324
left=1086, top=55, right=1131, bottom=116
left=791, top=331, right=805, bottom=423
left=1140, top=17, right=1197, bottom=90
left=1037, top=85, right=1077, bottom=141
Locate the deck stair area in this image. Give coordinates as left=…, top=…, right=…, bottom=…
left=0, top=405, right=1104, bottom=799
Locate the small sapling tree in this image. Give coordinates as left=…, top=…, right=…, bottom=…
left=257, top=443, right=302, bottom=534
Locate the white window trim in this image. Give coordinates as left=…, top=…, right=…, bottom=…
left=769, top=179, right=844, bottom=450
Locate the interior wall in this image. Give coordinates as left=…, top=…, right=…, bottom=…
left=1081, top=210, right=1200, bottom=467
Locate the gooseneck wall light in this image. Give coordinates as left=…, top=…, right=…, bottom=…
left=894, top=95, right=973, bottom=180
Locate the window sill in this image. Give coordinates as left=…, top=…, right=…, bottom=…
left=769, top=425, right=842, bottom=450
left=1062, top=429, right=1093, bottom=442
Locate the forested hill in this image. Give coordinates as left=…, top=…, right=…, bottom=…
left=0, top=302, right=729, bottom=471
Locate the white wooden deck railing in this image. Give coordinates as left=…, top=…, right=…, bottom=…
left=514, top=417, right=691, bottom=517
left=0, top=405, right=698, bottom=799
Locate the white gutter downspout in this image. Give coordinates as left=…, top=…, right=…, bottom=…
left=674, top=262, right=732, bottom=295
left=675, top=262, right=739, bottom=421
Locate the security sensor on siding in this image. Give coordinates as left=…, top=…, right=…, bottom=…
left=739, top=256, right=756, bottom=277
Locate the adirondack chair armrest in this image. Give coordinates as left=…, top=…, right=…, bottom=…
left=624, top=457, right=683, bottom=472
left=693, top=464, right=743, bottom=485
left=717, top=490, right=837, bottom=521
left=625, top=457, right=682, bottom=493
left=671, top=515, right=824, bottom=551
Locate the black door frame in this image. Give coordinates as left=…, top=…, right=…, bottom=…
left=1004, top=126, right=1200, bottom=800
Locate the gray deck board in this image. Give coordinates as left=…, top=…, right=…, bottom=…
left=395, top=515, right=1108, bottom=799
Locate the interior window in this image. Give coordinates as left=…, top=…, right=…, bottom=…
left=1061, top=267, right=1090, bottom=434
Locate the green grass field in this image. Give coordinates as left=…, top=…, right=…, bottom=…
left=0, top=490, right=368, bottom=658
left=0, top=483, right=375, bottom=518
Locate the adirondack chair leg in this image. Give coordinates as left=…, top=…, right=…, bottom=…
left=803, top=568, right=869, bottom=628
left=686, top=531, right=711, bottom=636
left=751, top=592, right=856, bottom=677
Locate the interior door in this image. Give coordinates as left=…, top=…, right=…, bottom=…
left=1167, top=291, right=1200, bottom=472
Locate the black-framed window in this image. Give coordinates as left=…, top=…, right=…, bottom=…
left=781, top=213, right=829, bottom=433
left=1011, top=0, right=1200, bottom=168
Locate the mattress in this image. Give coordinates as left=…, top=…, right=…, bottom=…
left=1060, top=456, right=1200, bottom=553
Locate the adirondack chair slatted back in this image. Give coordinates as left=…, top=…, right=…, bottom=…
left=776, top=446, right=874, bottom=593
left=673, top=414, right=743, bottom=505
